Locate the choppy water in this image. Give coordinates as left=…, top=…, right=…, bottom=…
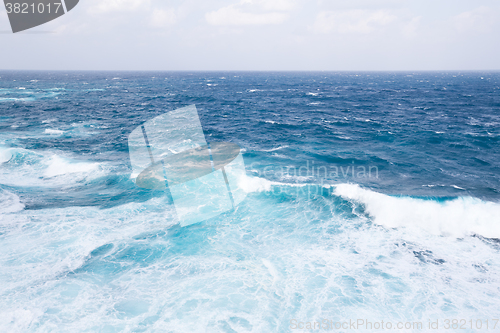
left=1, top=71, right=500, bottom=332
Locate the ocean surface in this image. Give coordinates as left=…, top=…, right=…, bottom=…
left=0, top=71, right=499, bottom=332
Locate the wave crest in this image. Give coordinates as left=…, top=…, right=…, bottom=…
left=335, top=184, right=500, bottom=239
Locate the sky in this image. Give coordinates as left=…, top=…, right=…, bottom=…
left=0, top=0, right=499, bottom=71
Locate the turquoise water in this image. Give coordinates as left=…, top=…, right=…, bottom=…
left=1, top=71, right=500, bottom=332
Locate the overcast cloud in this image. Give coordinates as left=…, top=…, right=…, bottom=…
left=0, top=0, right=499, bottom=70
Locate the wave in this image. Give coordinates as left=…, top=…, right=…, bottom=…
left=259, top=145, right=289, bottom=152
left=237, top=176, right=500, bottom=239
left=335, top=184, right=500, bottom=239
left=43, top=155, right=100, bottom=178
left=0, top=147, right=108, bottom=187
left=0, top=190, right=24, bottom=214
left=0, top=148, right=12, bottom=164
left=0, top=97, right=36, bottom=102
left=0, top=90, right=61, bottom=103
left=238, top=175, right=273, bottom=193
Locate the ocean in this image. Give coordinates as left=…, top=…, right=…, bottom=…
left=0, top=71, right=499, bottom=332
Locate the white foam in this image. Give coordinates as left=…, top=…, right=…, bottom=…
left=43, top=155, right=100, bottom=178
left=237, top=175, right=317, bottom=194
left=0, top=190, right=24, bottom=214
left=0, top=97, right=34, bottom=102
left=44, top=129, right=64, bottom=135
left=261, top=259, right=280, bottom=284
left=1, top=177, right=500, bottom=330
left=0, top=308, right=38, bottom=332
left=0, top=195, right=178, bottom=331
left=238, top=175, right=273, bottom=193
left=260, top=145, right=288, bottom=152
left=0, top=149, right=107, bottom=187
left=335, top=184, right=500, bottom=238
left=0, top=147, right=12, bottom=164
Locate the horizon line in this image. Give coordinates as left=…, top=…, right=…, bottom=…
left=1, top=69, right=500, bottom=73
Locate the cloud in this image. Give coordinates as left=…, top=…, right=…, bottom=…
left=453, top=6, right=497, bottom=33
left=401, top=16, right=421, bottom=37
left=312, top=9, right=397, bottom=34
left=205, top=0, right=295, bottom=26
left=259, top=0, right=297, bottom=11
left=88, top=0, right=150, bottom=14
left=150, top=8, right=177, bottom=27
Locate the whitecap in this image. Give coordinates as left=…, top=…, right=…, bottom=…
left=44, top=129, right=64, bottom=135
left=335, top=184, right=500, bottom=239
left=260, top=145, right=288, bottom=152
left=0, top=149, right=108, bottom=187
left=0, top=147, right=12, bottom=164
left=43, top=155, right=100, bottom=178
left=0, top=190, right=24, bottom=214
left=238, top=175, right=273, bottom=193
left=0, top=97, right=35, bottom=102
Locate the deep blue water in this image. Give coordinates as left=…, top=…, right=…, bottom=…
left=1, top=71, right=500, bottom=332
